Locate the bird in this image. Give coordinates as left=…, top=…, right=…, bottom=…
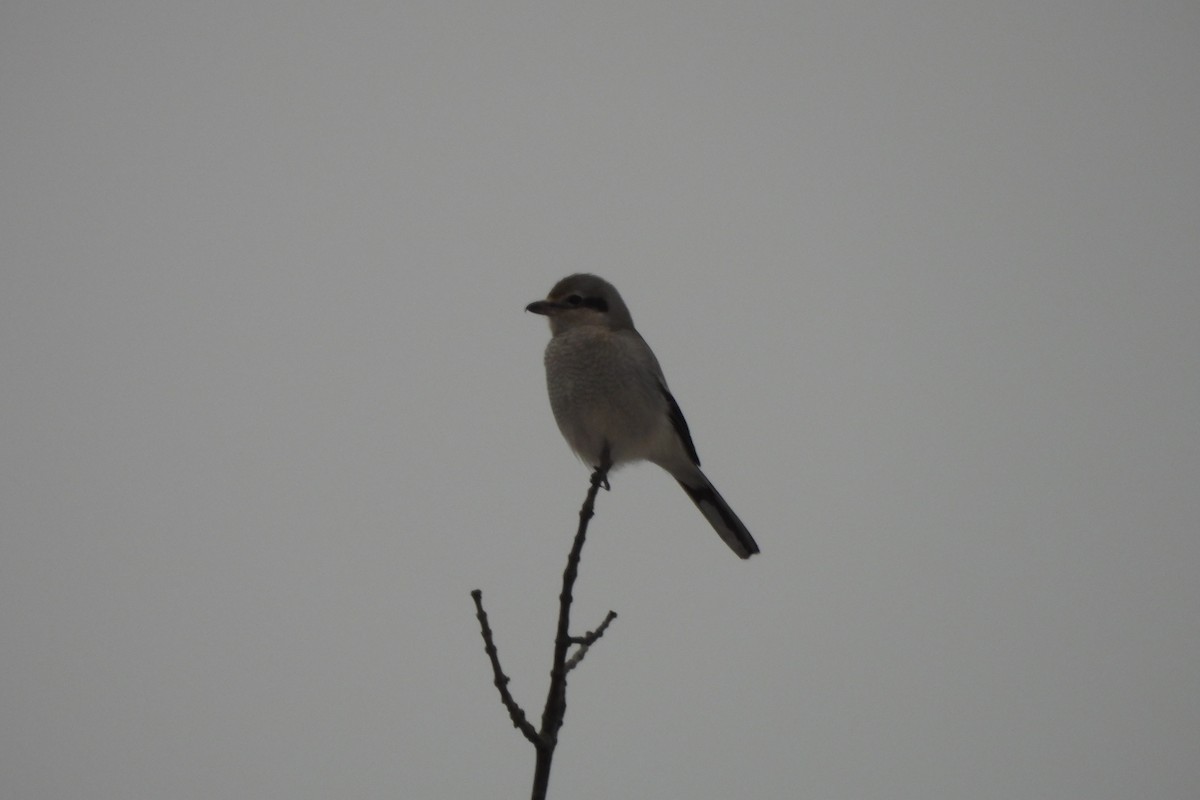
left=526, top=274, right=759, bottom=559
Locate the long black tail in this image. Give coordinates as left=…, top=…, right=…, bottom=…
left=678, top=476, right=759, bottom=559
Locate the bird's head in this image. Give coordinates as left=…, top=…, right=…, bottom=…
left=526, top=274, right=635, bottom=334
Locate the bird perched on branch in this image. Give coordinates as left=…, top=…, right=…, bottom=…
left=527, top=274, right=759, bottom=559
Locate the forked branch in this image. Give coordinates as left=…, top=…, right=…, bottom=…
left=471, top=456, right=617, bottom=800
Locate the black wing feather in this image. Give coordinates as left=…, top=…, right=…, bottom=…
left=659, top=380, right=701, bottom=467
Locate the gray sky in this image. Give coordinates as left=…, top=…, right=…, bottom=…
left=2, top=2, right=1198, bottom=798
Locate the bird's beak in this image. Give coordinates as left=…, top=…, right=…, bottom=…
left=525, top=299, right=565, bottom=316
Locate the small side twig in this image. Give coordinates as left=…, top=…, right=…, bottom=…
left=565, top=610, right=618, bottom=672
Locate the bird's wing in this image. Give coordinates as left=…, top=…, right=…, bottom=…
left=658, top=380, right=701, bottom=467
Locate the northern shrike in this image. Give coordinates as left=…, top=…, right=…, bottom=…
left=526, top=274, right=759, bottom=559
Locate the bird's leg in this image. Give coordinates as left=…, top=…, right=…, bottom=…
left=593, top=443, right=612, bottom=491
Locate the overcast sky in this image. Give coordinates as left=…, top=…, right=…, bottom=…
left=2, top=2, right=1198, bottom=798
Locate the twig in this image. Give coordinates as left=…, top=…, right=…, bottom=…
left=470, top=589, right=541, bottom=745
left=565, top=610, right=618, bottom=672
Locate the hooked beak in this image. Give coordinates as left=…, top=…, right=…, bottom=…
left=525, top=299, right=566, bottom=316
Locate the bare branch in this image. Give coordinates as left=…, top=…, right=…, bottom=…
left=530, top=455, right=613, bottom=799
left=538, top=457, right=612, bottom=743
left=471, top=452, right=617, bottom=800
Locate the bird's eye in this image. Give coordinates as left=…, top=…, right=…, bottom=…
left=565, top=294, right=583, bottom=306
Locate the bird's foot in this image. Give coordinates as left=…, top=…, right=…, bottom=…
left=590, top=467, right=610, bottom=491
left=593, top=444, right=612, bottom=490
